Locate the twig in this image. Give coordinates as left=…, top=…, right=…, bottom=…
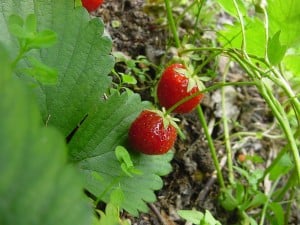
left=148, top=203, right=166, bottom=225
left=197, top=156, right=227, bottom=203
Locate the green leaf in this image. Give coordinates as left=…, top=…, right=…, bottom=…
left=178, top=210, right=204, bottom=224
left=219, top=188, right=239, bottom=211
left=178, top=210, right=221, bottom=225
left=269, top=153, right=293, bottom=181
left=115, top=146, right=141, bottom=177
left=121, top=74, right=137, bottom=85
left=74, top=0, right=82, bottom=8
left=241, top=192, right=267, bottom=211
left=283, top=48, right=300, bottom=75
left=268, top=0, right=300, bottom=48
left=202, top=210, right=222, bottom=225
left=27, top=29, right=57, bottom=49
left=267, top=31, right=287, bottom=65
left=218, top=17, right=266, bottom=58
left=116, top=146, right=134, bottom=168
left=98, top=204, right=120, bottom=225
left=110, top=188, right=125, bottom=206
left=0, top=44, right=11, bottom=82
left=0, top=53, right=92, bottom=225
left=68, top=93, right=173, bottom=215
left=268, top=202, right=284, bottom=225
left=7, top=14, right=26, bottom=38
left=0, top=0, right=114, bottom=137
left=24, top=13, right=37, bottom=34
left=217, top=0, right=247, bottom=18
left=23, top=56, right=58, bottom=84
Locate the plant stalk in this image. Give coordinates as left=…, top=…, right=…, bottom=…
left=197, top=105, right=225, bottom=189
left=221, top=61, right=235, bottom=184
left=164, top=0, right=181, bottom=48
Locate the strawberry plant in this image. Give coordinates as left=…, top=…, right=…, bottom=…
left=161, top=0, right=300, bottom=224
left=1, top=0, right=300, bottom=224
left=0, top=0, right=173, bottom=223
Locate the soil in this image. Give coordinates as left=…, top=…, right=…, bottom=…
left=95, top=1, right=299, bottom=225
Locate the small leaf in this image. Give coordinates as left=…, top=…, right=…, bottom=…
left=8, top=14, right=26, bottom=38
left=242, top=192, right=267, bottom=211
left=115, top=146, right=134, bottom=168
left=269, top=153, right=293, bottom=180
left=219, top=189, right=239, bottom=211
left=74, top=0, right=82, bottom=7
left=121, top=74, right=137, bottom=85
left=267, top=31, right=287, bottom=65
left=24, top=56, right=58, bottom=84
left=110, top=188, right=125, bottom=207
left=268, top=202, right=284, bottom=225
left=25, top=14, right=37, bottom=34
left=27, top=29, right=57, bottom=49
left=178, top=210, right=204, bottom=224
left=98, top=203, right=119, bottom=225
left=202, top=210, right=222, bottom=225
left=235, top=182, right=246, bottom=204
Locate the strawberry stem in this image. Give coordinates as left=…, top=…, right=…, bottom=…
left=164, top=0, right=181, bottom=48
left=165, top=81, right=254, bottom=114
left=196, top=105, right=225, bottom=189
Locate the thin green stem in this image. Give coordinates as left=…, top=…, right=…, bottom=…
left=197, top=105, right=225, bottom=189
left=176, top=0, right=198, bottom=27
left=259, top=178, right=280, bottom=225
left=164, top=0, right=181, bottom=48
left=284, top=180, right=296, bottom=225
left=261, top=5, right=270, bottom=63
left=232, top=0, right=249, bottom=60
left=221, top=61, right=235, bottom=184
left=193, top=0, right=205, bottom=32
left=259, top=81, right=300, bottom=181
left=11, top=48, right=26, bottom=69
left=222, top=47, right=300, bottom=182
left=230, top=131, right=282, bottom=140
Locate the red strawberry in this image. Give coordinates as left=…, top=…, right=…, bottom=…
left=157, top=63, right=204, bottom=113
left=128, top=110, right=177, bottom=155
left=81, top=0, right=104, bottom=12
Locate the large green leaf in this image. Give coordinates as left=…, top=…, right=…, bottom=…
left=68, top=93, right=173, bottom=216
left=218, top=17, right=266, bottom=58
left=217, top=0, right=247, bottom=18
left=218, top=0, right=300, bottom=60
left=0, top=0, right=114, bottom=136
left=0, top=1, right=174, bottom=217
left=284, top=53, right=300, bottom=76
left=268, top=0, right=300, bottom=48
left=0, top=46, right=92, bottom=225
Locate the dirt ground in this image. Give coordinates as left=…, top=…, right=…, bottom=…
left=95, top=1, right=299, bottom=224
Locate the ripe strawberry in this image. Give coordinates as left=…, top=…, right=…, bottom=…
left=81, top=0, right=104, bottom=12
left=128, top=110, right=177, bottom=155
left=157, top=63, right=204, bottom=113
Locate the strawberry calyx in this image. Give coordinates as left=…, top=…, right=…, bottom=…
left=148, top=108, right=180, bottom=131
left=174, top=63, right=205, bottom=92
